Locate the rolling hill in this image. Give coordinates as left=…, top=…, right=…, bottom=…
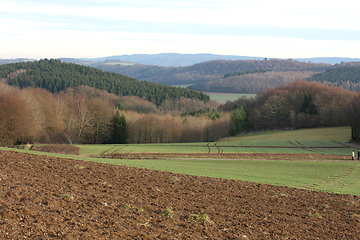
left=84, top=59, right=330, bottom=93
left=307, top=64, right=360, bottom=92
left=0, top=59, right=209, bottom=105
left=62, top=53, right=360, bottom=67
left=3, top=56, right=360, bottom=94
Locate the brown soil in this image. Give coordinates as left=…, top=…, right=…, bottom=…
left=32, top=144, right=80, bottom=155
left=1, top=150, right=359, bottom=239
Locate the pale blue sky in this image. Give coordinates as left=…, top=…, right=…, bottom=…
left=1, top=0, right=359, bottom=59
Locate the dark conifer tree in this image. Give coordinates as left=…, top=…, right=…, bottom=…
left=111, top=111, right=128, bottom=144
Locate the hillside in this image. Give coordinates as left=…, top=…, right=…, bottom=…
left=60, top=57, right=360, bottom=94
left=5, top=57, right=360, bottom=95
left=88, top=59, right=330, bottom=87
left=307, top=65, right=360, bottom=92
left=189, top=71, right=316, bottom=93
left=0, top=59, right=209, bottom=105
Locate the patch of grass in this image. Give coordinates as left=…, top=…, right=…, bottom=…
left=162, top=207, right=174, bottom=217
left=205, top=93, right=256, bottom=104
left=119, top=204, right=131, bottom=210
left=170, top=176, right=180, bottom=181
left=101, top=182, right=112, bottom=187
left=59, top=194, right=74, bottom=200
left=186, top=213, right=213, bottom=223
left=73, top=165, right=85, bottom=169
left=309, top=212, right=323, bottom=219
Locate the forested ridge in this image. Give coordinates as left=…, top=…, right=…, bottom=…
left=223, top=69, right=271, bottom=78
left=189, top=71, right=316, bottom=93
left=306, top=66, right=360, bottom=92
left=308, top=66, right=360, bottom=83
left=84, top=59, right=330, bottom=85
left=86, top=59, right=360, bottom=94
left=0, top=59, right=209, bottom=105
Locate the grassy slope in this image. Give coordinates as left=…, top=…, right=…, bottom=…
left=91, top=158, right=360, bottom=195
left=77, top=127, right=352, bottom=156
left=214, top=127, right=353, bottom=155
left=3, top=126, right=360, bottom=195
left=205, top=93, right=256, bottom=104
left=221, top=126, right=351, bottom=141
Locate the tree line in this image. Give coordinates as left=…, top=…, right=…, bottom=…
left=307, top=66, right=360, bottom=92
left=308, top=66, right=360, bottom=84
left=220, top=80, right=359, bottom=137
left=100, top=59, right=330, bottom=85
left=0, top=59, right=209, bottom=106
left=189, top=71, right=315, bottom=93
left=223, top=69, right=271, bottom=78
left=0, top=83, right=229, bottom=146
left=1, top=80, right=359, bottom=146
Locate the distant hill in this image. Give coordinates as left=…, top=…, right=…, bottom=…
left=189, top=71, right=317, bottom=93
left=70, top=53, right=360, bottom=67
left=0, top=59, right=209, bottom=105
left=295, top=57, right=360, bottom=65
left=76, top=53, right=264, bottom=67
left=4, top=55, right=360, bottom=94
left=187, top=60, right=360, bottom=93
left=0, top=58, right=36, bottom=65
left=307, top=64, right=360, bottom=92
left=86, top=59, right=330, bottom=91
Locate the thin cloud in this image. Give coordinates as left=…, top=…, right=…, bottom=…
left=1, top=0, right=359, bottom=59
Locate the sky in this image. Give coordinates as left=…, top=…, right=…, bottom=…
left=1, top=0, right=360, bottom=59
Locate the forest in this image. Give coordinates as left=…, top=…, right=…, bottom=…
left=307, top=66, right=360, bottom=92
left=0, top=82, right=224, bottom=146
left=223, top=69, right=271, bottom=78
left=88, top=59, right=360, bottom=95
left=1, top=58, right=360, bottom=146
left=219, top=80, right=359, bottom=136
left=0, top=59, right=209, bottom=106
left=189, top=71, right=315, bottom=93
left=1, top=78, right=360, bottom=147
left=87, top=58, right=330, bottom=86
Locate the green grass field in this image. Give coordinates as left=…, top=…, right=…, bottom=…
left=170, top=87, right=256, bottom=103
left=205, top=92, right=256, bottom=103
left=76, top=127, right=353, bottom=156
left=224, top=126, right=351, bottom=141
left=2, top=126, right=360, bottom=195
left=90, top=158, right=360, bottom=195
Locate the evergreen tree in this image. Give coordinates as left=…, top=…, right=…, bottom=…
left=111, top=111, right=128, bottom=144
left=300, top=92, right=318, bottom=115
left=231, top=106, right=247, bottom=135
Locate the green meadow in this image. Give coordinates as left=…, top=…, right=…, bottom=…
left=2, top=126, right=360, bottom=195
left=77, top=126, right=353, bottom=156
left=91, top=158, right=360, bottom=195
left=205, top=92, right=256, bottom=103
left=170, top=87, right=256, bottom=103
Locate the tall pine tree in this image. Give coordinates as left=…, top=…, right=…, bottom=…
left=111, top=111, right=128, bottom=144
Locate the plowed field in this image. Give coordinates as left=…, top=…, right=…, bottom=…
left=0, top=150, right=359, bottom=239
